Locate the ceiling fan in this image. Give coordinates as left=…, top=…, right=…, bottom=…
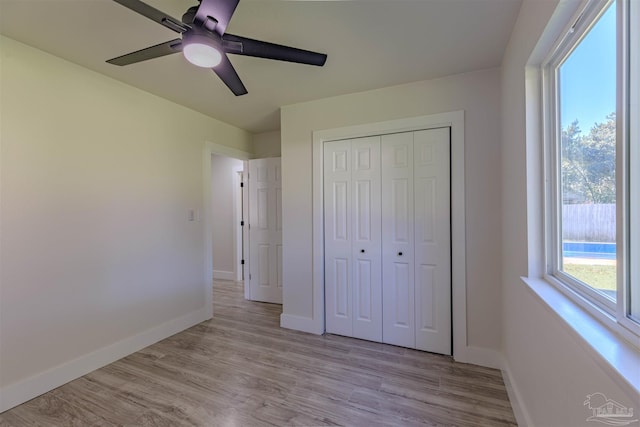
left=107, top=0, right=327, bottom=96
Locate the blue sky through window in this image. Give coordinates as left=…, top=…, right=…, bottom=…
left=560, top=1, right=616, bottom=132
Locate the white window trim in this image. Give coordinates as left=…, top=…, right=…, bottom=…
left=543, top=0, right=618, bottom=314
left=522, top=0, right=640, bottom=398
left=541, top=0, right=640, bottom=340
left=619, top=0, right=640, bottom=333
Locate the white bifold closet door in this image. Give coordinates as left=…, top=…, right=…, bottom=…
left=381, top=132, right=416, bottom=348
left=381, top=128, right=451, bottom=354
left=324, top=128, right=451, bottom=355
left=324, top=137, right=382, bottom=342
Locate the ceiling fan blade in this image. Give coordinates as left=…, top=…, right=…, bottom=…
left=222, top=34, right=327, bottom=67
left=111, top=0, right=189, bottom=33
left=195, top=0, right=239, bottom=35
left=212, top=54, right=248, bottom=96
left=107, top=39, right=183, bottom=66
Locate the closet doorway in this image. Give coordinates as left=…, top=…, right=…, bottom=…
left=324, top=128, right=451, bottom=355
left=311, top=111, right=467, bottom=358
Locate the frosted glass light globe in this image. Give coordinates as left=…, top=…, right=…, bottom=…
left=183, top=42, right=222, bottom=68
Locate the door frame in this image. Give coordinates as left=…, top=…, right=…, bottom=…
left=203, top=141, right=251, bottom=317
left=312, top=111, right=474, bottom=363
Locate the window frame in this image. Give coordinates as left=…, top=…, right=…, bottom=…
left=542, top=0, right=639, bottom=341
left=619, top=0, right=639, bottom=333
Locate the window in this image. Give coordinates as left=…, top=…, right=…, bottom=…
left=544, top=0, right=639, bottom=337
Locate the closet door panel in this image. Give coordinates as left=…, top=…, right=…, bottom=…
left=324, top=140, right=353, bottom=337
left=351, top=137, right=382, bottom=341
left=414, top=128, right=451, bottom=355
left=381, top=132, right=415, bottom=348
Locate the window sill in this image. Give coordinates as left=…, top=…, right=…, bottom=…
left=521, top=276, right=640, bottom=396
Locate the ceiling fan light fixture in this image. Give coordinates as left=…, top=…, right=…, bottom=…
left=182, top=34, right=222, bottom=68
left=106, top=0, right=327, bottom=96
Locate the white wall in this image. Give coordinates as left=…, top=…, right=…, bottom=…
left=0, top=36, right=252, bottom=410
left=210, top=155, right=243, bottom=280
left=280, top=68, right=503, bottom=352
left=500, top=1, right=638, bottom=425
left=252, top=130, right=281, bottom=158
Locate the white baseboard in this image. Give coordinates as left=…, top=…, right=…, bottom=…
left=454, top=347, right=532, bottom=426
left=453, top=344, right=503, bottom=370
left=213, top=270, right=234, bottom=280
left=501, top=359, right=533, bottom=427
left=280, top=314, right=324, bottom=335
left=0, top=307, right=210, bottom=413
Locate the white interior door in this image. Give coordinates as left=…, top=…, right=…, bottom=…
left=324, top=137, right=382, bottom=341
left=351, top=137, right=382, bottom=341
left=324, top=140, right=353, bottom=336
left=381, top=132, right=416, bottom=348
left=414, top=128, right=451, bottom=354
left=248, top=158, right=282, bottom=304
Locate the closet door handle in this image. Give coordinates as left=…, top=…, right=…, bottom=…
left=360, top=249, right=365, bottom=253
left=398, top=251, right=403, bottom=256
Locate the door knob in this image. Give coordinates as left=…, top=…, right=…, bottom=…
left=398, top=251, right=403, bottom=256
left=360, top=249, right=365, bottom=253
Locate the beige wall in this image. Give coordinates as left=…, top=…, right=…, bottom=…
left=252, top=130, right=281, bottom=158
left=500, top=1, right=637, bottom=425
left=0, top=36, right=251, bottom=405
left=280, top=68, right=503, bottom=351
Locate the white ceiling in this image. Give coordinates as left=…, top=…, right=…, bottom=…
left=0, top=0, right=522, bottom=133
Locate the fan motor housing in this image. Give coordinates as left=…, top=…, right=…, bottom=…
left=182, top=6, right=199, bottom=24
left=182, top=30, right=221, bottom=49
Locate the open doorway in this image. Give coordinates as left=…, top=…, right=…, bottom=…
left=205, top=145, right=283, bottom=309
left=210, top=154, right=245, bottom=283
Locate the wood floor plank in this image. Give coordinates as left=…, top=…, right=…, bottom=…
left=3, top=389, right=115, bottom=426
left=0, top=280, right=517, bottom=426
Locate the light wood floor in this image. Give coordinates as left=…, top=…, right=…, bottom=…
left=0, top=280, right=517, bottom=426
